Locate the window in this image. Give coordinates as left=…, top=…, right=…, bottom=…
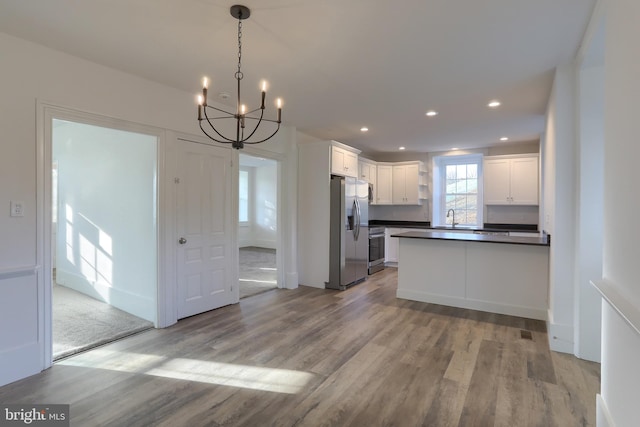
left=239, top=169, right=249, bottom=223
left=433, top=154, right=483, bottom=227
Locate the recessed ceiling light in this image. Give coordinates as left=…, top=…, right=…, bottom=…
left=488, top=100, right=501, bottom=108
left=500, top=137, right=509, bottom=141
left=426, top=110, right=438, bottom=117
left=399, top=146, right=406, bottom=151
left=360, top=127, right=369, bottom=132
left=451, top=147, right=459, bottom=151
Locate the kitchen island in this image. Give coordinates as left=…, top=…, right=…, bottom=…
left=394, top=230, right=550, bottom=320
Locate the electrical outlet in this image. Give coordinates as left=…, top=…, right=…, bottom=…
left=10, top=201, right=24, bottom=217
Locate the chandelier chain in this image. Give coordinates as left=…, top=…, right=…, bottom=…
left=236, top=19, right=243, bottom=80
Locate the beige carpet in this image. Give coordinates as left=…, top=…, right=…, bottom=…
left=53, top=284, right=153, bottom=360
left=239, top=246, right=278, bottom=299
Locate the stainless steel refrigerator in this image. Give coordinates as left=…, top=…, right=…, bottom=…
left=327, top=175, right=369, bottom=290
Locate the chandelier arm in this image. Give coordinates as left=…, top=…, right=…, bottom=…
left=242, top=123, right=281, bottom=144
left=203, top=106, right=236, bottom=142
left=245, top=106, right=263, bottom=115
left=199, top=120, right=234, bottom=144
left=244, top=117, right=280, bottom=124
left=204, top=104, right=236, bottom=116
left=239, top=108, right=265, bottom=142
left=204, top=115, right=238, bottom=121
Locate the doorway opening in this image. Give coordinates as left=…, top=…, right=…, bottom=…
left=51, top=118, right=156, bottom=360
left=238, top=153, right=278, bottom=299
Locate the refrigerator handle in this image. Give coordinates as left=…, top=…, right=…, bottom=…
left=354, top=198, right=361, bottom=240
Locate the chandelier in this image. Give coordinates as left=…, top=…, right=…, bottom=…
left=197, top=5, right=282, bottom=150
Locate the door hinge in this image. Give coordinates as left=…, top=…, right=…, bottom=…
left=174, top=177, right=180, bottom=184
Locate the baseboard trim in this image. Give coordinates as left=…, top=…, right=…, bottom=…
left=396, top=289, right=547, bottom=320
left=547, top=308, right=574, bottom=353
left=285, top=272, right=298, bottom=289
left=56, top=270, right=155, bottom=323
left=596, top=394, right=615, bottom=427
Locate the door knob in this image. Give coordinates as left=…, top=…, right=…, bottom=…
left=178, top=237, right=187, bottom=245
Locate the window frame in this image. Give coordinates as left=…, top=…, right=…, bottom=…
left=432, top=154, right=484, bottom=227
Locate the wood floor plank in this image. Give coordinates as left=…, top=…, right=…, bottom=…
left=457, top=339, right=504, bottom=426
left=0, top=268, right=600, bottom=427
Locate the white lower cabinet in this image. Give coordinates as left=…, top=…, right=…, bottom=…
left=385, top=228, right=415, bottom=263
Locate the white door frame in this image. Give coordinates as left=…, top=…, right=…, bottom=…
left=36, top=101, right=167, bottom=368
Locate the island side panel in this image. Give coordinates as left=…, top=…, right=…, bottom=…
left=396, top=238, right=466, bottom=302
left=396, top=237, right=549, bottom=320
left=466, top=241, right=549, bottom=320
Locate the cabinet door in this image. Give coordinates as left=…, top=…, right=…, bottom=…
left=392, top=165, right=407, bottom=204
left=385, top=228, right=400, bottom=263
left=331, top=146, right=347, bottom=176
left=484, top=159, right=511, bottom=204
left=510, top=157, right=538, bottom=205
left=359, top=161, right=376, bottom=185
left=376, top=165, right=393, bottom=204
left=343, top=151, right=358, bottom=178
left=359, top=161, right=369, bottom=181
left=392, top=164, right=420, bottom=204
left=404, top=164, right=420, bottom=204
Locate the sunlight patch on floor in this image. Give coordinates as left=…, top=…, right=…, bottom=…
left=59, top=349, right=314, bottom=394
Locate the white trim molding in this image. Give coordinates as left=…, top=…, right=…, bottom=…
left=596, top=394, right=616, bottom=427
left=547, top=308, right=575, bottom=353
left=591, top=279, right=640, bottom=336
left=0, top=265, right=39, bottom=280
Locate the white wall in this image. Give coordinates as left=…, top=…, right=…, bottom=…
left=598, top=0, right=640, bottom=425
left=543, top=64, right=578, bottom=353
left=253, top=164, right=278, bottom=248
left=53, top=120, right=157, bottom=323
left=574, top=64, right=604, bottom=362
left=0, top=32, right=298, bottom=386
left=297, top=136, right=331, bottom=288
left=238, top=162, right=278, bottom=249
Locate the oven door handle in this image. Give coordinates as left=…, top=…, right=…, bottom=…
left=369, top=233, right=385, bottom=239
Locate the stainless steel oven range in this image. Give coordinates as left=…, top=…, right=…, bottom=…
left=368, top=226, right=385, bottom=275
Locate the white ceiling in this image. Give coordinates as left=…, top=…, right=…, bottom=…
left=0, top=0, right=596, bottom=155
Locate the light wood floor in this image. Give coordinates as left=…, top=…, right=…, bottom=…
left=0, top=268, right=600, bottom=426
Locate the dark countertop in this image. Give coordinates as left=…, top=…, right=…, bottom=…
left=369, top=220, right=431, bottom=229
left=369, top=220, right=540, bottom=234
left=391, top=230, right=550, bottom=247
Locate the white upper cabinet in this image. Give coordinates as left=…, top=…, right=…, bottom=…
left=331, top=144, right=358, bottom=178
left=359, top=158, right=377, bottom=203
left=484, top=155, right=538, bottom=205
left=358, top=159, right=376, bottom=184
left=392, top=162, right=423, bottom=205
left=376, top=164, right=393, bottom=205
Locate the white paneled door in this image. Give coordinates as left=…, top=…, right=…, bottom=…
left=175, top=139, right=234, bottom=319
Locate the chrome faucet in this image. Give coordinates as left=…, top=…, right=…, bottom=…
left=446, top=209, right=458, bottom=227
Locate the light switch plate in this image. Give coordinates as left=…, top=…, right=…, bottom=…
left=10, top=201, right=24, bottom=217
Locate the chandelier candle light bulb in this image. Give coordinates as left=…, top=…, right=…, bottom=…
left=277, top=98, right=282, bottom=123
left=197, top=95, right=204, bottom=120
left=195, top=5, right=283, bottom=150
left=202, top=77, right=209, bottom=106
